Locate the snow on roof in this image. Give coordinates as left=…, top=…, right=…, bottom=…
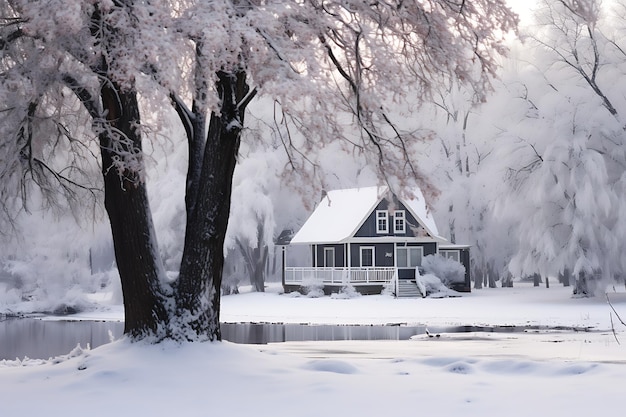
left=290, top=186, right=384, bottom=244
left=401, top=187, right=442, bottom=240
left=290, top=185, right=442, bottom=244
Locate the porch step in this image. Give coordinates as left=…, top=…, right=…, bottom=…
left=397, top=280, right=423, bottom=298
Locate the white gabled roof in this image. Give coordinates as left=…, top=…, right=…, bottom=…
left=290, top=185, right=443, bottom=244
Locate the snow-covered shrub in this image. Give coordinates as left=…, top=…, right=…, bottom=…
left=422, top=254, right=465, bottom=287
left=330, top=284, right=361, bottom=299
left=302, top=277, right=325, bottom=298
left=285, top=291, right=303, bottom=298
left=418, top=274, right=459, bottom=298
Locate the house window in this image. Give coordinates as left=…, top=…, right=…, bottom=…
left=440, top=250, right=460, bottom=263
left=393, top=210, right=406, bottom=234
left=396, top=246, right=423, bottom=268
left=360, top=246, right=375, bottom=267
left=324, top=247, right=335, bottom=267
left=376, top=210, right=388, bottom=234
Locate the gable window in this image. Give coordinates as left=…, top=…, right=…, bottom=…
left=393, top=210, right=406, bottom=234
left=360, top=246, right=375, bottom=267
left=324, top=247, right=335, bottom=267
left=376, top=210, right=388, bottom=234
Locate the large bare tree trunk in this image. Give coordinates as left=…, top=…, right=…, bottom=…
left=99, top=83, right=170, bottom=338
left=175, top=71, right=250, bottom=340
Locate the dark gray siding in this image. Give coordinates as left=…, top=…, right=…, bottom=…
left=349, top=243, right=394, bottom=267
left=453, top=248, right=471, bottom=292
left=313, top=244, right=345, bottom=267
left=354, top=198, right=426, bottom=238
left=413, top=242, right=437, bottom=257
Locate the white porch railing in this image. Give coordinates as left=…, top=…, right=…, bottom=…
left=284, top=267, right=396, bottom=285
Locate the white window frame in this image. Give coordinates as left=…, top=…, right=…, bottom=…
left=324, top=247, right=335, bottom=267
left=376, top=210, right=388, bottom=234
left=360, top=246, right=375, bottom=267
left=396, top=246, right=424, bottom=268
left=393, top=210, right=406, bottom=234
left=440, top=250, right=460, bottom=263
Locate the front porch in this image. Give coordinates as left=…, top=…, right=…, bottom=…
left=283, top=266, right=406, bottom=296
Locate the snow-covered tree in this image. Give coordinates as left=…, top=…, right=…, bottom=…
left=0, top=0, right=516, bottom=341
left=497, top=0, right=626, bottom=295
left=226, top=152, right=278, bottom=293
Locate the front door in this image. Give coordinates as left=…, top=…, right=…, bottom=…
left=396, top=246, right=423, bottom=279
left=324, top=247, right=335, bottom=267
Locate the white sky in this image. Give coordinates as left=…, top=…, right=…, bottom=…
left=506, top=0, right=538, bottom=23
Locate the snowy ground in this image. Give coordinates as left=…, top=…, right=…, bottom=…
left=1, top=282, right=625, bottom=416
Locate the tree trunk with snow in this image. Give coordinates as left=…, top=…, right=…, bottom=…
left=488, top=264, right=497, bottom=288
left=473, top=265, right=483, bottom=289
left=533, top=274, right=541, bottom=287
left=174, top=71, right=250, bottom=340
left=89, top=4, right=171, bottom=338
left=559, top=269, right=571, bottom=287
left=573, top=272, right=595, bottom=297
left=501, top=272, right=514, bottom=287
left=99, top=81, right=171, bottom=338
left=237, top=221, right=270, bottom=293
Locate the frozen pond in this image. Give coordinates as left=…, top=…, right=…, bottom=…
left=1, top=317, right=124, bottom=361
left=0, top=317, right=588, bottom=360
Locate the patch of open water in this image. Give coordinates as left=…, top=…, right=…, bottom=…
left=0, top=316, right=592, bottom=360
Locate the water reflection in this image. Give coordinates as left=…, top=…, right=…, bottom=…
left=220, top=323, right=430, bottom=344
left=1, top=318, right=124, bottom=361
left=1, top=317, right=562, bottom=361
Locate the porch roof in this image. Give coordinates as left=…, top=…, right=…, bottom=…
left=290, top=186, right=443, bottom=245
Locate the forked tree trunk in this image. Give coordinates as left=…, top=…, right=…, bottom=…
left=99, top=83, right=171, bottom=338
left=174, top=71, right=250, bottom=340
left=237, top=221, right=269, bottom=293
left=573, top=271, right=594, bottom=297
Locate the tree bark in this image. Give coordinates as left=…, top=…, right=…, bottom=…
left=559, top=268, right=571, bottom=287
left=175, top=71, right=250, bottom=340
left=99, top=82, right=170, bottom=338
left=237, top=221, right=269, bottom=293
left=533, top=273, right=541, bottom=287
left=573, top=271, right=595, bottom=297
left=488, top=264, right=497, bottom=288
left=473, top=265, right=483, bottom=289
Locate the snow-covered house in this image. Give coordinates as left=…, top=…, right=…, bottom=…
left=280, top=186, right=471, bottom=297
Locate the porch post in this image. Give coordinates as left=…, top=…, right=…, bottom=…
left=394, top=243, right=398, bottom=298
left=281, top=245, right=286, bottom=288
left=347, top=242, right=351, bottom=285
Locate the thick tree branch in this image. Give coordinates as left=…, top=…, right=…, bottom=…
left=62, top=75, right=102, bottom=120
left=169, top=92, right=195, bottom=146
